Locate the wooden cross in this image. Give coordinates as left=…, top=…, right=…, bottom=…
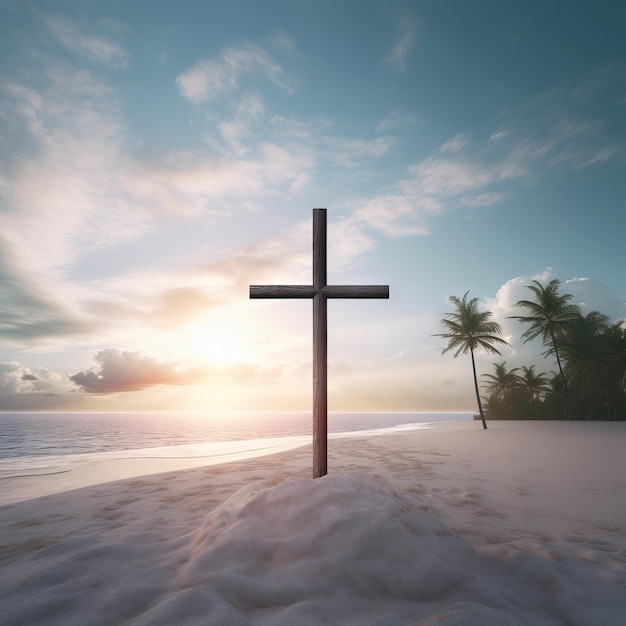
left=250, top=208, right=389, bottom=478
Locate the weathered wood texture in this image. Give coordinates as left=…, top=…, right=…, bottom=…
left=324, top=285, right=389, bottom=298
left=250, top=286, right=317, bottom=298
left=249, top=208, right=389, bottom=478
left=250, top=285, right=389, bottom=299
left=312, top=209, right=328, bottom=477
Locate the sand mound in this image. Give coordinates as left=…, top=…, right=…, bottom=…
left=184, top=473, right=475, bottom=602
left=2, top=472, right=591, bottom=625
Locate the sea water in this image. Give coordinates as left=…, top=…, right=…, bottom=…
left=0, top=411, right=470, bottom=502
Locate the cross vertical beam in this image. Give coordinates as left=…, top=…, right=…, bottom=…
left=250, top=208, right=389, bottom=478
left=313, top=209, right=327, bottom=478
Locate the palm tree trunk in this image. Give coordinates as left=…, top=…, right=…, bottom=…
left=550, top=328, right=571, bottom=420
left=588, top=388, right=606, bottom=421
left=471, top=348, right=488, bottom=429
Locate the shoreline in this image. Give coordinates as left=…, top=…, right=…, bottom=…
left=3, top=420, right=624, bottom=526
left=0, top=420, right=442, bottom=505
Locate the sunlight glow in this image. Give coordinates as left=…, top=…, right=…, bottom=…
left=182, top=322, right=253, bottom=367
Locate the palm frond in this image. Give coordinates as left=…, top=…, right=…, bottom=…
left=435, top=291, right=510, bottom=358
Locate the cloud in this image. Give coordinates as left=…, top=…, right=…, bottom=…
left=573, top=146, right=618, bottom=169
left=200, top=211, right=376, bottom=291
left=439, top=133, right=470, bottom=153
left=150, top=141, right=314, bottom=202
left=176, top=43, right=292, bottom=104
left=0, top=46, right=318, bottom=348
left=489, top=128, right=510, bottom=141
left=67, top=346, right=304, bottom=397
left=44, top=15, right=129, bottom=69
left=352, top=67, right=623, bottom=242
left=69, top=349, right=203, bottom=393
left=267, top=29, right=297, bottom=55
left=2, top=189, right=332, bottom=350
left=75, top=266, right=244, bottom=339
left=387, top=15, right=419, bottom=73
left=350, top=154, right=510, bottom=237
left=202, top=219, right=313, bottom=287
left=217, top=93, right=265, bottom=154
left=488, top=67, right=623, bottom=173
left=71, top=218, right=323, bottom=337
left=410, top=156, right=496, bottom=196
left=533, top=273, right=625, bottom=322
left=269, top=115, right=332, bottom=140
left=484, top=270, right=554, bottom=343
left=324, top=136, right=396, bottom=168
left=358, top=66, right=625, bottom=242
left=354, top=194, right=439, bottom=237
left=461, top=192, right=504, bottom=207
left=0, top=64, right=149, bottom=276
left=0, top=361, right=74, bottom=395
left=564, top=277, right=626, bottom=320
left=327, top=217, right=376, bottom=272
left=376, top=110, right=418, bottom=132
left=0, top=61, right=186, bottom=348
left=153, top=287, right=222, bottom=325
left=267, top=115, right=396, bottom=184
left=482, top=269, right=626, bottom=371
left=0, top=237, right=95, bottom=343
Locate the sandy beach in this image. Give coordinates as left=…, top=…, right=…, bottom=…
left=1, top=420, right=625, bottom=624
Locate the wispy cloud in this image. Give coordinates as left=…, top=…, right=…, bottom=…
left=44, top=15, right=129, bottom=69
left=489, top=128, right=510, bottom=142
left=354, top=194, right=438, bottom=237
left=349, top=136, right=519, bottom=237
left=488, top=67, right=623, bottom=172
left=0, top=61, right=152, bottom=346
left=376, top=110, right=418, bottom=132
left=353, top=65, right=625, bottom=240
left=387, top=15, right=419, bottom=73
left=0, top=65, right=147, bottom=275
left=326, top=217, right=376, bottom=271
left=267, top=29, right=297, bottom=55
left=176, top=43, right=293, bottom=104
left=439, top=133, right=470, bottom=153
left=217, top=92, right=265, bottom=154
left=0, top=44, right=317, bottom=349
left=324, top=136, right=396, bottom=168
left=269, top=115, right=332, bottom=139
left=409, top=156, right=497, bottom=196
left=268, top=115, right=395, bottom=177
left=150, top=140, right=314, bottom=202
left=461, top=192, right=504, bottom=208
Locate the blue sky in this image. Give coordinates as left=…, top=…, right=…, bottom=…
left=1, top=0, right=624, bottom=412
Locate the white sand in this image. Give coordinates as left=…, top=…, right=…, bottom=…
left=1, top=420, right=625, bottom=624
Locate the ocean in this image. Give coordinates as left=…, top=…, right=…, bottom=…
left=0, top=411, right=471, bottom=504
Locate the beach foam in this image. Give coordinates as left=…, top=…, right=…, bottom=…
left=1, top=420, right=625, bottom=624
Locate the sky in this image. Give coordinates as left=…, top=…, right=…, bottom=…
left=0, top=0, right=624, bottom=413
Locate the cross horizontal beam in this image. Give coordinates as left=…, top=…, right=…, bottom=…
left=250, top=285, right=389, bottom=299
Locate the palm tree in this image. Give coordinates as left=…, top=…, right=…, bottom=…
left=435, top=292, right=510, bottom=429
left=557, top=311, right=619, bottom=419
left=603, top=321, right=626, bottom=419
left=518, top=365, right=551, bottom=402
left=510, top=279, right=580, bottom=419
left=482, top=361, right=521, bottom=420
left=482, top=361, right=520, bottom=402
